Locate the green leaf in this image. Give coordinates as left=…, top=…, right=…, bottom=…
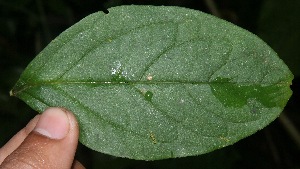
left=10, top=5, right=293, bottom=160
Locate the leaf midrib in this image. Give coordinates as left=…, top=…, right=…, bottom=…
left=12, top=80, right=290, bottom=96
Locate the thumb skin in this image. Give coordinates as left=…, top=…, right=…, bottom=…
left=0, top=108, right=80, bottom=169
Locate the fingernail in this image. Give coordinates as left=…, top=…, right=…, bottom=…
left=34, top=108, right=70, bottom=139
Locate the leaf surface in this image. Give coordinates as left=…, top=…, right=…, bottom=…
left=11, top=5, right=293, bottom=160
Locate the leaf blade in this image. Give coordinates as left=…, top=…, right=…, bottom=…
left=11, top=5, right=293, bottom=160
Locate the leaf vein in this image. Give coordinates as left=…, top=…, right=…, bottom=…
left=54, top=21, right=180, bottom=81
left=53, top=85, right=146, bottom=139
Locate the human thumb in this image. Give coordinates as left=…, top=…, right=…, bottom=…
left=0, top=107, right=83, bottom=169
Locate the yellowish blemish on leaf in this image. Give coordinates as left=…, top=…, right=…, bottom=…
left=150, top=131, right=157, bottom=144
left=147, top=74, right=153, bottom=81
left=140, top=88, right=147, bottom=94
left=219, top=136, right=230, bottom=142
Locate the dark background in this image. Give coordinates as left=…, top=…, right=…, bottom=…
left=0, top=0, right=299, bottom=168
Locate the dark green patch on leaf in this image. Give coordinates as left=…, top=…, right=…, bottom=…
left=210, top=78, right=288, bottom=108
left=145, top=91, right=154, bottom=101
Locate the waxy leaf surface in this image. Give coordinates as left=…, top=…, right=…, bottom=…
left=11, top=6, right=293, bottom=160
